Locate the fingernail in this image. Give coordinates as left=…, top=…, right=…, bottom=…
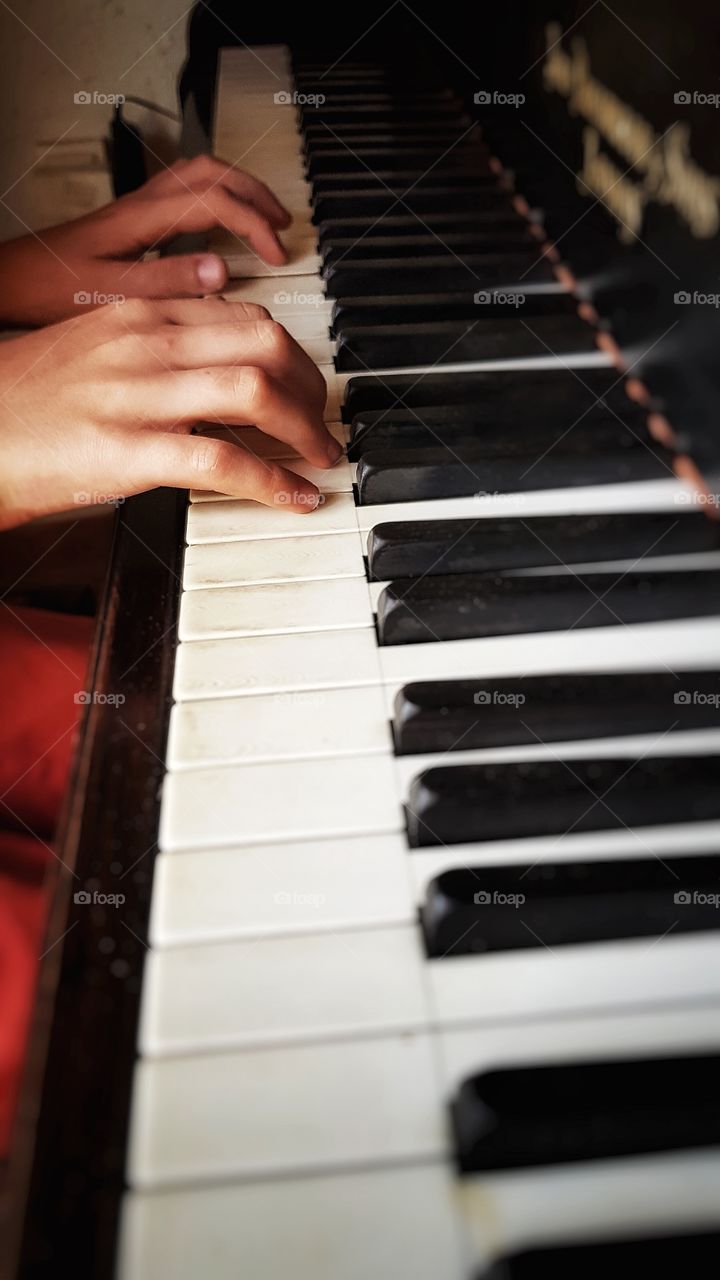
left=325, top=436, right=344, bottom=465
left=197, top=254, right=226, bottom=291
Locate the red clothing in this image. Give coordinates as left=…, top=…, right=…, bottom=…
left=0, top=605, right=92, bottom=1152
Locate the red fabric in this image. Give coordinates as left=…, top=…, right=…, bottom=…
left=0, top=605, right=92, bottom=1153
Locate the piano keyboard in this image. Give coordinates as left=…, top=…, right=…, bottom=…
left=118, top=45, right=720, bottom=1279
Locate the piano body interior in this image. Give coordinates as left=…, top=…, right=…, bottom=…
left=5, top=1, right=720, bottom=1276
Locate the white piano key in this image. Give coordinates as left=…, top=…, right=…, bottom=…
left=139, top=924, right=427, bottom=1055
left=166, top=685, right=392, bottom=768
left=428, top=934, right=720, bottom=1029
left=439, top=1005, right=720, bottom=1094
left=224, top=244, right=322, bottom=279
left=173, top=628, right=378, bottom=700
left=182, top=531, right=363, bottom=588
left=177, top=576, right=371, bottom=641
left=186, top=490, right=358, bottom=543
left=159, top=756, right=400, bottom=850
left=222, top=273, right=330, bottom=317
left=172, top=617, right=720, bottom=701
left=118, top=1165, right=467, bottom=1280
left=149, top=834, right=414, bottom=946
left=126, top=1033, right=444, bottom=1187
left=408, top=824, right=720, bottom=901
left=189, top=457, right=354, bottom=503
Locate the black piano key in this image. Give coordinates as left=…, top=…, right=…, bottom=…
left=336, top=315, right=595, bottom=371
left=348, top=397, right=646, bottom=456
left=325, top=253, right=555, bottom=296
left=306, top=129, right=479, bottom=152
left=333, top=287, right=567, bottom=335
left=342, top=367, right=633, bottom=422
left=313, top=173, right=502, bottom=197
left=300, top=105, right=465, bottom=127
left=394, top=670, right=720, bottom=754
left=451, top=1053, right=720, bottom=1172
left=315, top=191, right=519, bottom=224
left=319, top=213, right=528, bottom=245
left=421, top=854, right=720, bottom=956
left=369, top=511, right=720, bottom=581
left=406, top=754, right=720, bottom=847
left=325, top=232, right=539, bottom=268
left=479, top=1233, right=720, bottom=1280
left=377, top=569, right=720, bottom=647
left=356, top=440, right=670, bottom=504
left=308, top=146, right=489, bottom=176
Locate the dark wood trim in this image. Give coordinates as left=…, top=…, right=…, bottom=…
left=12, top=487, right=186, bottom=1279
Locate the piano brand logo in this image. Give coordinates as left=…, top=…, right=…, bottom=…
left=674, top=890, right=720, bottom=907
left=74, top=91, right=125, bottom=106
left=473, top=890, right=525, bottom=908
left=474, top=690, right=526, bottom=707
left=273, top=91, right=325, bottom=108
left=544, top=22, right=720, bottom=241
left=474, top=90, right=525, bottom=109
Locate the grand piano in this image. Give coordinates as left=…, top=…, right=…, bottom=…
left=5, top=1, right=720, bottom=1275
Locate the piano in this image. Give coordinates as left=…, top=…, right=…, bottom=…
left=6, top=2, right=720, bottom=1276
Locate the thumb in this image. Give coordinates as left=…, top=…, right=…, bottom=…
left=107, top=253, right=228, bottom=301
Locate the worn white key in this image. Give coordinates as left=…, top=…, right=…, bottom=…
left=166, top=685, right=392, bottom=767
left=127, top=1033, right=443, bottom=1187
left=182, top=531, right=363, bottom=588
left=172, top=617, right=720, bottom=701
left=177, top=576, right=371, bottom=641
left=222, top=273, right=329, bottom=318
left=139, top=924, right=427, bottom=1055
left=149, top=834, right=414, bottom=946
left=428, top=934, right=720, bottom=1029
left=173, top=628, right=378, bottom=700
left=118, top=1165, right=467, bottom=1280
left=160, top=755, right=400, bottom=850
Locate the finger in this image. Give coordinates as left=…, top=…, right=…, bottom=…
left=132, top=320, right=326, bottom=414
left=149, top=297, right=271, bottom=325
left=170, top=155, right=292, bottom=227
left=136, top=368, right=339, bottom=468
left=98, top=189, right=288, bottom=266
left=101, top=252, right=229, bottom=300
left=121, top=433, right=321, bottom=510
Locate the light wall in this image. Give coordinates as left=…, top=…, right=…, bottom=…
left=0, top=0, right=194, bottom=239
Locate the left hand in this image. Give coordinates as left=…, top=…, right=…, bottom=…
left=0, top=155, right=292, bottom=327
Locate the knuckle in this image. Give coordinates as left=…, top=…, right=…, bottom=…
left=232, top=365, right=271, bottom=413
left=189, top=438, right=231, bottom=481
left=255, top=319, right=290, bottom=357
left=121, top=297, right=157, bottom=327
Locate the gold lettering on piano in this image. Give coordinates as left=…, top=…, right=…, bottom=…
left=543, top=21, right=720, bottom=240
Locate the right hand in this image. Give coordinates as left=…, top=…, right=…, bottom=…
left=0, top=297, right=338, bottom=530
